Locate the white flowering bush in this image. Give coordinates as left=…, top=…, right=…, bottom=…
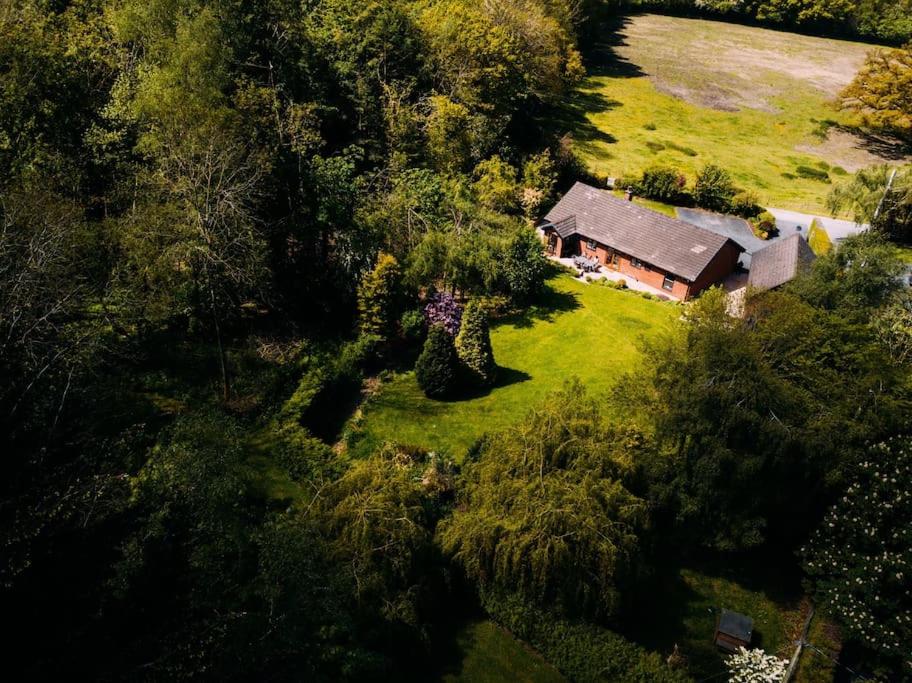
left=725, top=647, right=788, bottom=682
left=801, top=438, right=912, bottom=675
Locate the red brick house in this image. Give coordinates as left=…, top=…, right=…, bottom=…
left=540, top=182, right=744, bottom=300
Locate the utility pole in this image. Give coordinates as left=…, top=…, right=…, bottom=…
left=874, top=168, right=898, bottom=222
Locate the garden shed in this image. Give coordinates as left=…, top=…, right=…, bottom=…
left=714, top=609, right=753, bottom=652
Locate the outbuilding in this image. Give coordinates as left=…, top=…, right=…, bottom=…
left=714, top=609, right=754, bottom=652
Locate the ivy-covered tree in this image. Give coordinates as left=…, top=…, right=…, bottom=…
left=455, top=299, right=496, bottom=387
left=801, top=437, right=912, bottom=677
left=415, top=323, right=459, bottom=397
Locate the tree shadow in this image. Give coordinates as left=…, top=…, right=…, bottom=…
left=439, top=365, right=532, bottom=402
left=583, top=15, right=647, bottom=80
left=496, top=282, right=582, bottom=330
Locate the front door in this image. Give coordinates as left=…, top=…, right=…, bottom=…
left=607, top=250, right=619, bottom=270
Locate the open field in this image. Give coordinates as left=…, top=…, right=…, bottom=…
left=344, top=273, right=678, bottom=460
left=563, top=14, right=911, bottom=213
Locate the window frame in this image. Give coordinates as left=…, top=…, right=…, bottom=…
left=585, top=238, right=598, bottom=251
left=631, top=257, right=644, bottom=269
left=662, top=273, right=675, bottom=291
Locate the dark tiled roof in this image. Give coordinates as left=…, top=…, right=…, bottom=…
left=718, top=609, right=753, bottom=642
left=748, top=233, right=816, bottom=290
left=544, top=182, right=742, bottom=281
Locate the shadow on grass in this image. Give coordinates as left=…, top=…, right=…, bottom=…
left=619, top=550, right=803, bottom=680
left=583, top=15, right=647, bottom=80
left=498, top=283, right=582, bottom=330
left=440, top=366, right=533, bottom=402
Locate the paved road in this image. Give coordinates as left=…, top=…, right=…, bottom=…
left=767, top=208, right=867, bottom=243
left=676, top=207, right=868, bottom=268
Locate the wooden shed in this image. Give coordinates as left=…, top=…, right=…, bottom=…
left=714, top=609, right=753, bottom=652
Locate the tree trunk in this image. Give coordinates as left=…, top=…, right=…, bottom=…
left=206, top=267, right=230, bottom=402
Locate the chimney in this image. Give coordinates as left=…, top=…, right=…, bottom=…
left=625, top=187, right=635, bottom=202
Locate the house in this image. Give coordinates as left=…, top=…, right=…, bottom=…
left=714, top=609, right=754, bottom=653
left=747, top=233, right=816, bottom=291
left=540, top=182, right=744, bottom=300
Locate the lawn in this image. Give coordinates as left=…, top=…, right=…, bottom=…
left=561, top=14, right=910, bottom=214
left=436, top=621, right=565, bottom=683
left=344, top=273, right=678, bottom=460
left=622, top=561, right=805, bottom=680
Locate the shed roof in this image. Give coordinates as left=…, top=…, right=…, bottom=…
left=748, top=233, right=815, bottom=291
left=718, top=609, right=753, bottom=642
left=543, top=183, right=742, bottom=282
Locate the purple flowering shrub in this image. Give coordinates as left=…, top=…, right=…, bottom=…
left=423, top=292, right=462, bottom=336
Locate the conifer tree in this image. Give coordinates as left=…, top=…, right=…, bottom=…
left=455, top=299, right=496, bottom=387
left=357, top=253, right=403, bottom=340
left=415, top=324, right=458, bottom=397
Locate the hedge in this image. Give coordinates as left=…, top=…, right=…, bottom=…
left=480, top=589, right=693, bottom=683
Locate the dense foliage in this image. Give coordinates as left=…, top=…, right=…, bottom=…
left=440, top=383, right=649, bottom=618
left=829, top=165, right=912, bottom=243
left=415, top=323, right=459, bottom=397
left=801, top=438, right=912, bottom=678
left=841, top=44, right=912, bottom=142
left=455, top=299, right=497, bottom=387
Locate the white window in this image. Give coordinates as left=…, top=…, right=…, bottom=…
left=586, top=238, right=597, bottom=251
left=662, top=274, right=674, bottom=291
left=631, top=257, right=644, bottom=269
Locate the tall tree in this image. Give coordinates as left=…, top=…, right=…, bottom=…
left=841, top=44, right=912, bottom=143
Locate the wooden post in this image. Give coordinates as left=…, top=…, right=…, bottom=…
left=784, top=605, right=815, bottom=682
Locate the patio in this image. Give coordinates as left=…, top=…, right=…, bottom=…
left=551, top=256, right=679, bottom=300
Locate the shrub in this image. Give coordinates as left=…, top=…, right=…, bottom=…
left=423, top=292, right=462, bottom=336
left=480, top=589, right=691, bottom=683
left=807, top=219, right=833, bottom=255
left=730, top=191, right=763, bottom=218
left=473, top=155, right=520, bottom=212
left=751, top=210, right=778, bottom=239
left=694, top=164, right=736, bottom=213
left=603, top=278, right=627, bottom=290
left=637, top=165, right=688, bottom=204
left=796, top=165, right=831, bottom=183
left=399, top=309, right=425, bottom=342
left=455, top=300, right=496, bottom=387
left=415, top=324, right=458, bottom=398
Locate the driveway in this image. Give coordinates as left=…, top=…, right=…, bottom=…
left=767, top=208, right=867, bottom=243
left=676, top=208, right=787, bottom=268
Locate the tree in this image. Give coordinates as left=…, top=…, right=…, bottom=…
left=503, top=226, right=548, bottom=303
left=693, top=164, right=736, bottom=213
left=841, top=44, right=912, bottom=143
left=473, top=155, right=520, bottom=212
left=357, top=253, right=404, bottom=340
left=521, top=150, right=557, bottom=219
left=801, top=437, right=912, bottom=677
left=415, top=324, right=459, bottom=397
left=439, top=381, right=648, bottom=617
left=828, top=165, right=912, bottom=243
left=788, top=231, right=904, bottom=314
left=455, top=299, right=496, bottom=387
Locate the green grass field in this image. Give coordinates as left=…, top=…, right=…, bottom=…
left=562, top=14, right=909, bottom=214
left=437, top=621, right=565, bottom=683
left=345, top=273, right=678, bottom=460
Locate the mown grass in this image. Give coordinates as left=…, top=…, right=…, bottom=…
left=345, top=273, right=678, bottom=460
left=562, top=14, right=904, bottom=214
left=437, top=621, right=565, bottom=683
